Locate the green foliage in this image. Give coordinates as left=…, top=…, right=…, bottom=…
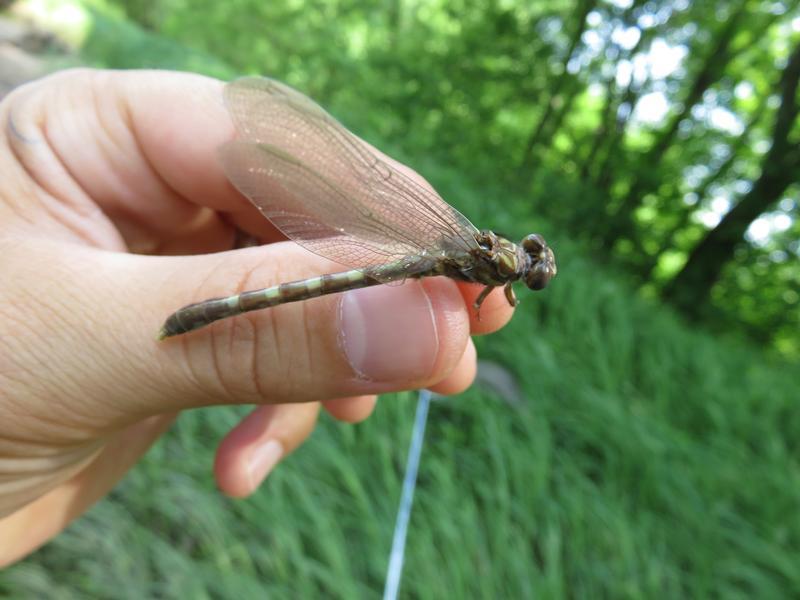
left=79, top=5, right=234, bottom=77
left=713, top=206, right=800, bottom=356
left=4, top=201, right=798, bottom=597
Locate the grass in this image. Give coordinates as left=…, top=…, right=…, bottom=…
left=4, top=201, right=798, bottom=597
left=3, top=6, right=800, bottom=599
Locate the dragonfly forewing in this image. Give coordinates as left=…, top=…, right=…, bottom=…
left=220, top=77, right=480, bottom=273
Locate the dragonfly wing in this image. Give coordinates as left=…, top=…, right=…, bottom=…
left=219, top=77, right=480, bottom=272
left=220, top=140, right=414, bottom=269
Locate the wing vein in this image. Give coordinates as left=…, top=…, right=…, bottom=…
left=219, top=77, right=480, bottom=276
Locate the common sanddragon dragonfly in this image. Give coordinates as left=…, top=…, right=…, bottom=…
left=158, top=78, right=556, bottom=339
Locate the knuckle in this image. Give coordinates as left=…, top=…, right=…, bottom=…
left=171, top=265, right=317, bottom=404
left=163, top=247, right=345, bottom=405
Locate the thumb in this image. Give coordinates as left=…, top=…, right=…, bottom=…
left=7, top=237, right=471, bottom=427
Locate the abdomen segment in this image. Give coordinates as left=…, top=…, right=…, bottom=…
left=158, top=269, right=380, bottom=339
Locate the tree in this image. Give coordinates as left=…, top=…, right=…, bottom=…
left=601, top=0, right=752, bottom=245
left=663, top=40, right=800, bottom=316
left=518, top=0, right=596, bottom=169
left=640, top=91, right=771, bottom=281
left=578, top=0, right=654, bottom=184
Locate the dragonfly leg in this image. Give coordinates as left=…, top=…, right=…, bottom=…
left=504, top=283, right=517, bottom=307
left=473, top=285, right=495, bottom=321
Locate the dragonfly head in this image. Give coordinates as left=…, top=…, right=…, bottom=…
left=521, top=233, right=557, bottom=290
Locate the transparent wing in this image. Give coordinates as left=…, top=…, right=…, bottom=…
left=219, top=77, right=480, bottom=272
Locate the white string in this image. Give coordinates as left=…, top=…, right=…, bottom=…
left=383, top=389, right=432, bottom=600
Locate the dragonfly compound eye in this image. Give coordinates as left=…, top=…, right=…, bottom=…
left=525, top=268, right=549, bottom=290
left=521, top=235, right=556, bottom=291
left=521, top=233, right=546, bottom=253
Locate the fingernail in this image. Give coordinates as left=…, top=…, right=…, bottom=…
left=247, top=439, right=284, bottom=489
left=339, top=281, right=439, bottom=382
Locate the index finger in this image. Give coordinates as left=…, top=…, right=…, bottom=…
left=4, top=69, right=281, bottom=245
left=100, top=70, right=282, bottom=240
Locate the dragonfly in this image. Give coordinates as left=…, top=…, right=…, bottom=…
left=158, top=77, right=556, bottom=340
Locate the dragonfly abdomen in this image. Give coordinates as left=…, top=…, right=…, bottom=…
left=158, top=268, right=382, bottom=339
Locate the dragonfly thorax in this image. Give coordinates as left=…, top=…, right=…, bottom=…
left=470, top=230, right=556, bottom=292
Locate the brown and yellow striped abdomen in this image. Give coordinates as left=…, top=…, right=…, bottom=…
left=158, top=268, right=383, bottom=339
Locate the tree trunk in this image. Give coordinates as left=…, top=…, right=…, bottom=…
left=579, top=0, right=651, bottom=181
left=534, top=0, right=646, bottom=164
left=386, top=0, right=403, bottom=49
left=602, top=1, right=751, bottom=244
left=662, top=159, right=799, bottom=316
left=640, top=91, right=770, bottom=280
left=579, top=75, right=618, bottom=181
left=663, top=41, right=800, bottom=315
left=589, top=13, right=661, bottom=194
left=518, top=0, right=596, bottom=169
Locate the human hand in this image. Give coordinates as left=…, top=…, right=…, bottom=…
left=0, top=69, right=514, bottom=565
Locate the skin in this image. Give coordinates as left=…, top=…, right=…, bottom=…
left=0, top=69, right=514, bottom=567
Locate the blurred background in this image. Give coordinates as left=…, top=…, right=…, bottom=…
left=1, top=0, right=798, bottom=597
